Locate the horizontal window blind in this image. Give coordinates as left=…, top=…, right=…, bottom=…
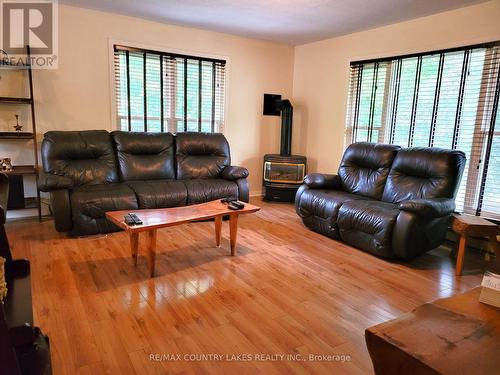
left=345, top=42, right=500, bottom=219
left=114, top=45, right=226, bottom=133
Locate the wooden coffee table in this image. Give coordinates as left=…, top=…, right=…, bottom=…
left=106, top=200, right=260, bottom=277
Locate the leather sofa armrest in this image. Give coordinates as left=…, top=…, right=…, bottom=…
left=221, top=166, right=249, bottom=181
left=398, top=198, right=455, bottom=218
left=37, top=170, right=73, bottom=192
left=303, top=173, right=342, bottom=189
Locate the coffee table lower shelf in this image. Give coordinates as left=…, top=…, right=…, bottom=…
left=106, top=200, right=260, bottom=277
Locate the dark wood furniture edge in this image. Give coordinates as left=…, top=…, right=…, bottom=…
left=365, top=287, right=498, bottom=375
left=365, top=328, right=440, bottom=375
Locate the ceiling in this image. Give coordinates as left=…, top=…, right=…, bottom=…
left=60, top=0, right=488, bottom=45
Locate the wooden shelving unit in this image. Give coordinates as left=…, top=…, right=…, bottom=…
left=0, top=132, right=34, bottom=140
left=0, top=46, right=41, bottom=221
left=3, top=165, right=37, bottom=175
left=0, top=97, right=32, bottom=104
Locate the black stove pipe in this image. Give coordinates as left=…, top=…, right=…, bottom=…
left=275, top=99, right=293, bottom=157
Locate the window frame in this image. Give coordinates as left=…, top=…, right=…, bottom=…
left=108, top=39, right=230, bottom=134
left=344, top=41, right=500, bottom=220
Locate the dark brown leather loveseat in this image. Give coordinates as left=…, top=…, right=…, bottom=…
left=295, top=142, right=466, bottom=259
left=38, top=130, right=249, bottom=236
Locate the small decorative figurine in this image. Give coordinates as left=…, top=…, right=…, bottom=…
left=0, top=158, right=13, bottom=172
left=13, top=114, right=22, bottom=132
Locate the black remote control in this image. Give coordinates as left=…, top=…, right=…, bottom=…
left=228, top=201, right=245, bottom=210
left=232, top=201, right=245, bottom=209
left=220, top=197, right=236, bottom=203
left=124, top=214, right=136, bottom=226
left=128, top=213, right=143, bottom=225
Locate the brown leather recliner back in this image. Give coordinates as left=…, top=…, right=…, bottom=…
left=338, top=142, right=401, bottom=200
left=382, top=147, right=466, bottom=204
left=175, top=132, right=231, bottom=180
left=112, top=131, right=176, bottom=181
left=41, top=130, right=118, bottom=186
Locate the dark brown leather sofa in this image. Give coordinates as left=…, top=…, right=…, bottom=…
left=295, top=142, right=466, bottom=259
left=38, top=131, right=249, bottom=236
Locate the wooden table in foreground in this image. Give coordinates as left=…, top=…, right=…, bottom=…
left=365, top=287, right=500, bottom=375
left=106, top=200, right=260, bottom=277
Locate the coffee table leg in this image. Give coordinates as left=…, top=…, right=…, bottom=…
left=147, top=229, right=157, bottom=277
left=130, top=232, right=139, bottom=266
left=229, top=214, right=238, bottom=256
left=456, top=236, right=467, bottom=276
left=215, top=216, right=222, bottom=247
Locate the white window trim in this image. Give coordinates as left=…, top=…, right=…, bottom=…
left=107, top=38, right=230, bottom=134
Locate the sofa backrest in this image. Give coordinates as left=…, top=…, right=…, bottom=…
left=382, top=147, right=466, bottom=204
left=41, top=130, right=118, bottom=186
left=176, top=132, right=230, bottom=179
left=338, top=142, right=401, bottom=199
left=111, top=131, right=175, bottom=181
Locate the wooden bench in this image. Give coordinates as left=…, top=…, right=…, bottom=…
left=451, top=214, right=499, bottom=276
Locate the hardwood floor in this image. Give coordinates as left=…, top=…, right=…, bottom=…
left=7, top=198, right=487, bottom=374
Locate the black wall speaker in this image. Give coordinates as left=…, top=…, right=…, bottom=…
left=263, top=94, right=281, bottom=116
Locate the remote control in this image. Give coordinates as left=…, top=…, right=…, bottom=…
left=228, top=201, right=245, bottom=210
left=232, top=201, right=245, bottom=209
left=128, top=213, right=143, bottom=225
left=220, top=197, right=236, bottom=203
left=124, top=214, right=136, bottom=226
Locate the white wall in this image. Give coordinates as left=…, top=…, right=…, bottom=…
left=292, top=0, right=500, bottom=174
left=1, top=4, right=295, bottom=196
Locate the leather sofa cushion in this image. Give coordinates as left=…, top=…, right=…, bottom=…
left=183, top=179, right=239, bottom=205
left=176, top=132, right=230, bottom=179
left=127, top=180, right=187, bottom=209
left=296, top=188, right=371, bottom=238
left=382, top=147, right=466, bottom=204
left=338, top=142, right=400, bottom=200
left=337, top=200, right=400, bottom=258
left=41, top=130, right=118, bottom=186
left=70, top=183, right=138, bottom=235
left=112, top=131, right=175, bottom=181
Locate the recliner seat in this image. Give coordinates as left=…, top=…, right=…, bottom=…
left=38, top=130, right=250, bottom=236
left=295, top=142, right=466, bottom=259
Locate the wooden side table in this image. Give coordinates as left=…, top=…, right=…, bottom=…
left=451, top=214, right=499, bottom=276
left=365, top=287, right=500, bottom=375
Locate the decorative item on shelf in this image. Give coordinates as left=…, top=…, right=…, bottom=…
left=0, top=256, right=6, bottom=303
left=0, top=158, right=13, bottom=172
left=13, top=114, right=22, bottom=132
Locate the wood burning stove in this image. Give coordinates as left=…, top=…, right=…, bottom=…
left=263, top=95, right=307, bottom=202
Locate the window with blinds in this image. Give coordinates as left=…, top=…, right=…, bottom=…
left=345, top=42, right=500, bottom=220
left=113, top=45, right=226, bottom=133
